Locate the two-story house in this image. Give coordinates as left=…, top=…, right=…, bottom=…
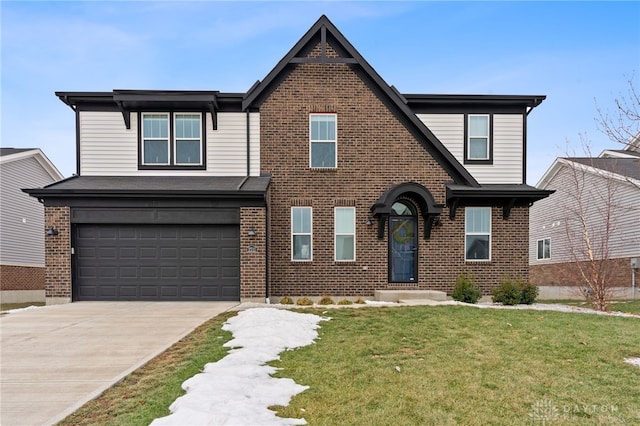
left=1, top=148, right=63, bottom=303
left=26, top=16, right=552, bottom=304
left=529, top=140, right=640, bottom=298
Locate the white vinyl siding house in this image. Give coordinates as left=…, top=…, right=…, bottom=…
left=79, top=111, right=260, bottom=176
left=529, top=159, right=640, bottom=265
left=418, top=113, right=524, bottom=184
left=0, top=151, right=64, bottom=267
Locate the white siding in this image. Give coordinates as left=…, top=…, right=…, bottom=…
left=79, top=111, right=260, bottom=176
left=0, top=157, right=56, bottom=266
left=529, top=164, right=640, bottom=265
left=418, top=113, right=524, bottom=184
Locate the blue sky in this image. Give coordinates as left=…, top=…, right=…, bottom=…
left=2, top=1, right=639, bottom=184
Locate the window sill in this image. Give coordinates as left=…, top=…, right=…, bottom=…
left=309, top=167, right=338, bottom=172
left=138, top=165, right=206, bottom=171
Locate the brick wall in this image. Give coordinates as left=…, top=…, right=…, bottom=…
left=260, top=42, right=530, bottom=297
left=44, top=206, right=71, bottom=299
left=0, top=265, right=45, bottom=290
left=240, top=207, right=267, bottom=299
left=531, top=257, right=634, bottom=287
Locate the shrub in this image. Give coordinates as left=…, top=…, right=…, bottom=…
left=296, top=297, right=314, bottom=306
left=452, top=272, right=481, bottom=304
left=279, top=296, right=294, bottom=305
left=519, top=281, right=539, bottom=305
left=337, top=299, right=353, bottom=305
left=318, top=296, right=335, bottom=305
left=492, top=276, right=538, bottom=305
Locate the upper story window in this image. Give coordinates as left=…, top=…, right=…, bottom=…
left=465, top=114, right=493, bottom=164
left=465, top=207, right=491, bottom=261
left=310, top=114, right=337, bottom=168
left=537, top=238, right=551, bottom=260
left=140, top=112, right=204, bottom=169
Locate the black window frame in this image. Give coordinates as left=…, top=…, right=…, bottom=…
left=138, top=111, right=207, bottom=170
left=464, top=113, right=493, bottom=165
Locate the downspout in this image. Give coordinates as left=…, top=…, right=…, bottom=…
left=246, top=111, right=251, bottom=176
left=265, top=191, right=270, bottom=303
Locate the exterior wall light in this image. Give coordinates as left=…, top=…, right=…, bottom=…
left=248, top=227, right=257, bottom=237
left=46, top=227, right=59, bottom=236
left=365, top=219, right=373, bottom=226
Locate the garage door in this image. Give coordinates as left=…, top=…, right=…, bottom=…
left=74, top=224, right=240, bottom=301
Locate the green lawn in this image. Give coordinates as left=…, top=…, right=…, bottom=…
left=60, top=306, right=640, bottom=425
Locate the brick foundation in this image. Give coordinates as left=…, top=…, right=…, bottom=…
left=0, top=264, right=45, bottom=291
left=531, top=257, right=635, bottom=287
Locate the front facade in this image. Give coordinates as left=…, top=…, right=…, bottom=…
left=28, top=16, right=551, bottom=304
left=529, top=144, right=640, bottom=293
left=1, top=148, right=64, bottom=303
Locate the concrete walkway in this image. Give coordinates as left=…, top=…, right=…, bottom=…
left=0, top=301, right=237, bottom=426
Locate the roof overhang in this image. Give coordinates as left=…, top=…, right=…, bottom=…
left=445, top=183, right=554, bottom=220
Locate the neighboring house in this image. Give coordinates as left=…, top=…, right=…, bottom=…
left=26, top=16, right=552, bottom=304
left=1, top=148, right=64, bottom=303
left=529, top=142, right=640, bottom=296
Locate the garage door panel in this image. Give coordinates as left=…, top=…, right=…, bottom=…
left=74, top=224, right=240, bottom=301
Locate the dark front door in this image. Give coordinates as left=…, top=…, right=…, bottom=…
left=389, top=216, right=418, bottom=282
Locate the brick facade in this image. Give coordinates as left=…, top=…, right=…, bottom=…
left=0, top=265, right=45, bottom=290
left=44, top=206, right=71, bottom=300
left=260, top=42, right=530, bottom=297
left=531, top=257, right=634, bottom=287
left=240, top=207, right=267, bottom=300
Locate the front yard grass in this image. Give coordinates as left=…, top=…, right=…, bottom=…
left=59, top=306, right=639, bottom=425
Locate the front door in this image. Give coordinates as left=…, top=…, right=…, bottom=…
left=389, top=201, right=418, bottom=282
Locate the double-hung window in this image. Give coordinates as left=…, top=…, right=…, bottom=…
left=537, top=238, right=551, bottom=260
left=310, top=114, right=337, bottom=168
left=465, top=207, right=491, bottom=261
left=335, top=207, right=355, bottom=261
left=141, top=112, right=203, bottom=167
left=292, top=207, right=312, bottom=261
left=466, top=114, right=492, bottom=162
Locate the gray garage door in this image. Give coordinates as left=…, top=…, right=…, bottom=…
left=74, top=224, right=240, bottom=301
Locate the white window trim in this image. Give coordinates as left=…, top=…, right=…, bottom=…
left=141, top=112, right=170, bottom=166
left=174, top=112, right=203, bottom=166
left=309, top=113, right=337, bottom=169
left=465, top=207, right=491, bottom=261
left=334, top=207, right=356, bottom=262
left=467, top=114, right=490, bottom=160
left=537, top=238, right=551, bottom=260
left=291, top=207, right=313, bottom=261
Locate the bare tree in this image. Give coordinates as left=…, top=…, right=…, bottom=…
left=595, top=72, right=640, bottom=152
left=557, top=135, right=640, bottom=310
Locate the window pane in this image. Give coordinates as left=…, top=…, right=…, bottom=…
left=176, top=140, right=201, bottom=164
left=310, top=115, right=335, bottom=141
left=469, top=116, right=488, bottom=137
left=144, top=140, right=169, bottom=164
left=143, top=115, right=168, bottom=138
left=466, top=235, right=489, bottom=260
left=537, top=240, right=544, bottom=259
left=469, top=138, right=488, bottom=159
left=391, top=201, right=415, bottom=216
left=544, top=239, right=551, bottom=258
left=293, top=235, right=311, bottom=260
left=175, top=114, right=200, bottom=139
left=466, top=208, right=490, bottom=233
left=292, top=208, right=310, bottom=233
left=335, top=208, right=354, bottom=233
left=311, top=142, right=336, bottom=167
left=336, top=235, right=354, bottom=260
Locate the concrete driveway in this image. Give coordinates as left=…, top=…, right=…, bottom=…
left=0, top=301, right=238, bottom=426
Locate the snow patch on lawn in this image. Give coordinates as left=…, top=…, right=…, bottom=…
left=151, top=308, right=325, bottom=426
left=625, top=358, right=640, bottom=368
